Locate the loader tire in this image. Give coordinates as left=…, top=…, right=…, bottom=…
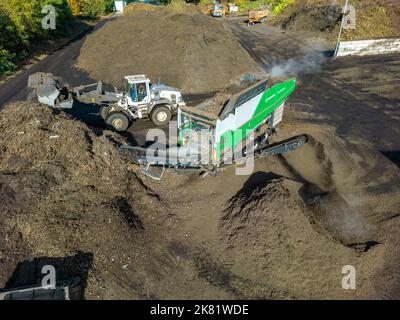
left=151, top=106, right=172, bottom=127
left=100, top=105, right=110, bottom=120
left=106, top=112, right=130, bottom=132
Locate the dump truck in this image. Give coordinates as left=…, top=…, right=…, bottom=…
left=120, top=77, right=307, bottom=180
left=28, top=72, right=185, bottom=131
left=248, top=9, right=269, bottom=25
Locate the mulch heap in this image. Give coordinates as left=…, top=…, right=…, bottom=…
left=0, top=102, right=166, bottom=295
left=76, top=6, right=260, bottom=94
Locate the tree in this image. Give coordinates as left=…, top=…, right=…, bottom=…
left=0, top=0, right=73, bottom=76
left=67, top=0, right=105, bottom=18
left=104, top=0, right=115, bottom=13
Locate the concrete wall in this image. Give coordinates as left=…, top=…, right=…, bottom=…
left=114, top=1, right=126, bottom=13
left=336, top=38, right=400, bottom=57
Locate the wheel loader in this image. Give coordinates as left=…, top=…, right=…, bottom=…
left=27, top=72, right=185, bottom=131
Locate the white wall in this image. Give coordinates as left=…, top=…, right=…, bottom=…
left=114, top=1, right=126, bottom=13
left=336, top=38, right=400, bottom=57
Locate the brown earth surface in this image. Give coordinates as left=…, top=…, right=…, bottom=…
left=75, top=7, right=260, bottom=94
left=1, top=4, right=400, bottom=298
left=142, top=117, right=400, bottom=299
left=1, top=101, right=400, bottom=298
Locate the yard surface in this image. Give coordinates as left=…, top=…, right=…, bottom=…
left=0, top=11, right=399, bottom=299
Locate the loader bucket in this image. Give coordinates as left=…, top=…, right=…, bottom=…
left=35, top=85, right=60, bottom=108
left=28, top=72, right=72, bottom=108
left=28, top=72, right=59, bottom=89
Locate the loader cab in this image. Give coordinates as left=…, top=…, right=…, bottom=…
left=123, top=75, right=151, bottom=105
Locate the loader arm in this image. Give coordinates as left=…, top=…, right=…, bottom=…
left=28, top=72, right=119, bottom=108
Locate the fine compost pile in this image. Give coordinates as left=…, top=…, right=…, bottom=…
left=217, top=176, right=373, bottom=298
left=76, top=7, right=260, bottom=94
left=220, top=177, right=374, bottom=252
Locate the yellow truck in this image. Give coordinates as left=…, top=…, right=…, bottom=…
left=248, top=9, right=269, bottom=25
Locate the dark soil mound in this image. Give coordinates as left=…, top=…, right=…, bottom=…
left=220, top=177, right=306, bottom=249
left=271, top=0, right=400, bottom=42
left=218, top=176, right=372, bottom=250
left=76, top=8, right=260, bottom=94
left=218, top=176, right=382, bottom=298
left=280, top=4, right=342, bottom=33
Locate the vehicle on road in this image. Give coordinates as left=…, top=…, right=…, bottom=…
left=248, top=9, right=269, bottom=25
left=210, top=1, right=226, bottom=17
left=28, top=72, right=185, bottom=131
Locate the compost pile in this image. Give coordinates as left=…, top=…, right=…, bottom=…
left=270, top=0, right=400, bottom=42
left=220, top=177, right=309, bottom=249
left=212, top=121, right=400, bottom=298
left=220, top=175, right=375, bottom=252
left=0, top=102, right=166, bottom=294
left=76, top=7, right=260, bottom=94
left=279, top=2, right=342, bottom=34
left=218, top=176, right=382, bottom=298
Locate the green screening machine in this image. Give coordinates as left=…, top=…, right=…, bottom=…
left=119, top=77, right=308, bottom=180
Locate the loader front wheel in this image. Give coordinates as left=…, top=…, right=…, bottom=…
left=100, top=105, right=110, bottom=120
left=151, top=106, right=172, bottom=126
left=106, top=112, right=130, bottom=132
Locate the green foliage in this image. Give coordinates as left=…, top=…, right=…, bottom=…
left=271, top=0, right=294, bottom=14
left=0, top=49, right=16, bottom=76
left=80, top=0, right=105, bottom=18
left=0, top=0, right=112, bottom=76
left=204, top=0, right=293, bottom=14
left=0, top=0, right=74, bottom=76
left=103, top=0, right=115, bottom=13
left=0, top=9, right=28, bottom=54
left=68, top=0, right=105, bottom=18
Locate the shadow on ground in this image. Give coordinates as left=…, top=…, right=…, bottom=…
left=2, top=252, right=93, bottom=300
